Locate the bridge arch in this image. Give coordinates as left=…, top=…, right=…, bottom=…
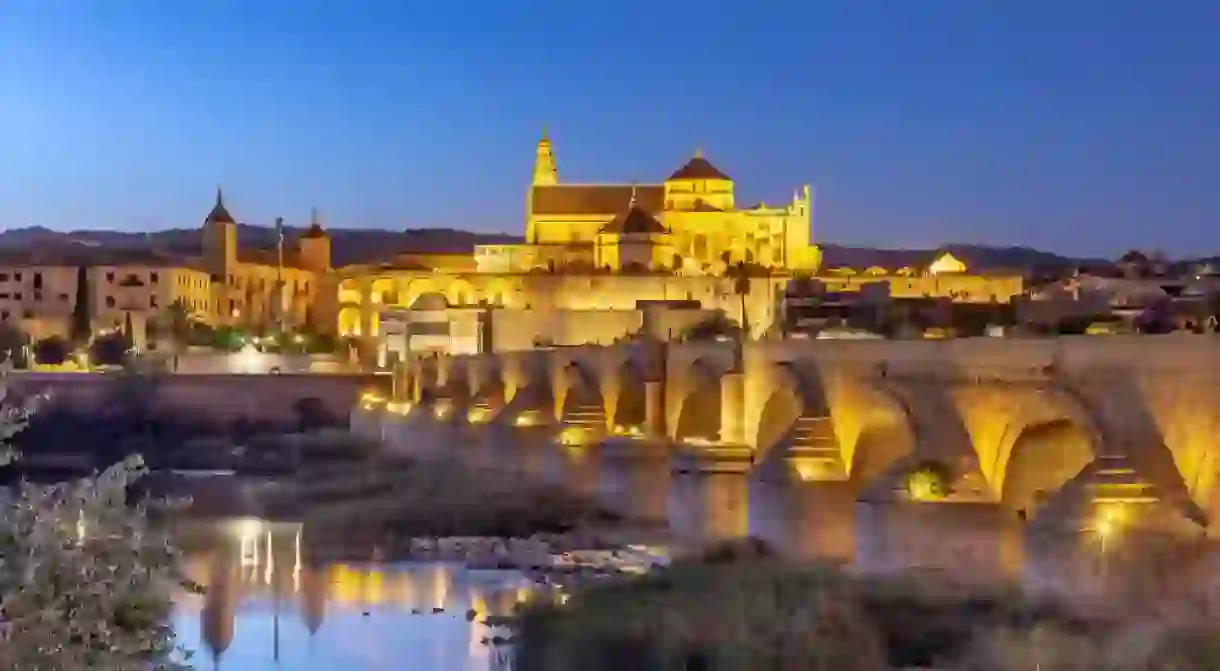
left=984, top=386, right=1105, bottom=512
left=612, top=358, right=648, bottom=429
left=757, top=362, right=916, bottom=484
left=754, top=363, right=810, bottom=460
left=557, top=360, right=603, bottom=422
left=1000, top=418, right=1095, bottom=515
left=674, top=357, right=723, bottom=441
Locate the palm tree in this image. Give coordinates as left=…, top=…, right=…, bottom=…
left=729, top=262, right=752, bottom=339
left=159, top=300, right=192, bottom=349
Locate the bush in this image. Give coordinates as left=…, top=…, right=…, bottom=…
left=34, top=336, right=70, bottom=365
left=0, top=388, right=191, bottom=668
left=512, top=562, right=886, bottom=671
left=90, top=332, right=130, bottom=366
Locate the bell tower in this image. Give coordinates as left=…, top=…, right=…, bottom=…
left=532, top=130, right=558, bottom=186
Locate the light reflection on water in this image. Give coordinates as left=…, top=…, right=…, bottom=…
left=174, top=520, right=529, bottom=671
left=173, top=450, right=1033, bottom=668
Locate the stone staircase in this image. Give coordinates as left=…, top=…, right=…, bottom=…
left=783, top=414, right=848, bottom=482
left=561, top=397, right=606, bottom=434
left=1087, top=453, right=1159, bottom=506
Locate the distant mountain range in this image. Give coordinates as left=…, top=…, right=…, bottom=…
left=0, top=225, right=1115, bottom=271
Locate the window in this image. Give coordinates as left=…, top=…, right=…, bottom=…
left=58, top=293, right=69, bottom=301
left=22, top=310, right=32, bottom=319
left=0, top=312, right=7, bottom=320
left=13, top=293, right=21, bottom=301
left=106, top=296, right=115, bottom=308
left=33, top=292, right=42, bottom=302
left=13, top=272, right=21, bottom=282
left=150, top=272, right=158, bottom=284
left=106, top=272, right=115, bottom=283
left=150, top=296, right=158, bottom=308
left=0, top=274, right=7, bottom=282
left=0, top=294, right=8, bottom=300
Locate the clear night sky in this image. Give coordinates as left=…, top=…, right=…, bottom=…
left=1, top=1, right=1216, bottom=257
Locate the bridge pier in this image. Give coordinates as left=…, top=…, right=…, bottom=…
left=749, top=480, right=856, bottom=562
left=596, top=442, right=670, bottom=522
left=668, top=473, right=750, bottom=544
left=855, top=501, right=1024, bottom=583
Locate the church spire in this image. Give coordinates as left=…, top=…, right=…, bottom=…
left=532, top=129, right=558, bottom=186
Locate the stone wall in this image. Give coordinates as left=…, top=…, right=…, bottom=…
left=5, top=372, right=378, bottom=426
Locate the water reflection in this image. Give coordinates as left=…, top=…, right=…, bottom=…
left=175, top=438, right=1196, bottom=668
left=175, top=520, right=530, bottom=670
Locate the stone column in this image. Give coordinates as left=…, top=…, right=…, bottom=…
left=644, top=380, right=665, bottom=437
left=720, top=371, right=745, bottom=445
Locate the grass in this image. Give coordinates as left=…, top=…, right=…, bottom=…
left=508, top=538, right=1220, bottom=671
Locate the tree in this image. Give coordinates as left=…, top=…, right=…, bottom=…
left=34, top=336, right=69, bottom=365
left=122, top=312, right=136, bottom=350
left=157, top=300, right=192, bottom=350
left=728, top=263, right=752, bottom=339
left=90, top=332, right=130, bottom=367
left=0, top=323, right=28, bottom=368
left=70, top=266, right=92, bottom=345
left=0, top=388, right=192, bottom=669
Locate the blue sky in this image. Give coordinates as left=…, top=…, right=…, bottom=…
left=1, top=1, right=1217, bottom=256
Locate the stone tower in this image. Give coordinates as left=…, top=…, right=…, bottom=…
left=297, top=207, right=332, bottom=274
left=202, top=187, right=237, bottom=280
left=532, top=130, right=558, bottom=186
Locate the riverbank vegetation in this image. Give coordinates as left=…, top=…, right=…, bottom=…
left=509, top=538, right=1220, bottom=671
left=0, top=386, right=191, bottom=669
left=262, top=440, right=657, bottom=556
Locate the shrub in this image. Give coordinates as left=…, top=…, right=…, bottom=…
left=34, top=336, right=70, bottom=365
left=90, top=332, right=130, bottom=366
left=512, top=562, right=887, bottom=671
left=0, top=387, right=191, bottom=668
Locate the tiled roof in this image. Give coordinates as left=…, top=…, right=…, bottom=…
left=204, top=188, right=236, bottom=225
left=530, top=184, right=664, bottom=216
left=301, top=223, right=328, bottom=239
left=601, top=206, right=667, bottom=235
left=236, top=248, right=313, bottom=270
left=668, top=154, right=731, bottom=181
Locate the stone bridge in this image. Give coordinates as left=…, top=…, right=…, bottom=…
left=395, top=335, right=1220, bottom=536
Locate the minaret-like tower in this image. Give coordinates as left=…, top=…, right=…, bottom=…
left=202, top=187, right=238, bottom=278
left=532, top=130, right=558, bottom=186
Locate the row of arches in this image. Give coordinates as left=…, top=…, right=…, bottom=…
left=403, top=353, right=1201, bottom=525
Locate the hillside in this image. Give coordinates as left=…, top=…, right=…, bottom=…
left=0, top=226, right=1107, bottom=271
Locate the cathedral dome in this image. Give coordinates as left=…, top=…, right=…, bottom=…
left=301, top=223, right=328, bottom=239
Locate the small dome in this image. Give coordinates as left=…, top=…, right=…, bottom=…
left=410, top=292, right=449, bottom=310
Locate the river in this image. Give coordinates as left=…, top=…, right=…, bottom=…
left=174, top=519, right=528, bottom=670
left=170, top=436, right=1182, bottom=669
